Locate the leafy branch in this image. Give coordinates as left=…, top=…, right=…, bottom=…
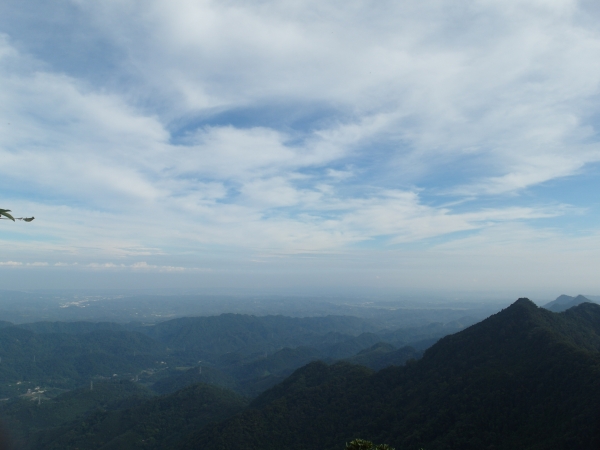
left=0, top=209, right=34, bottom=222
left=345, top=439, right=395, bottom=450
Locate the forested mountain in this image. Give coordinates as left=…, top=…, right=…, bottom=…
left=0, top=312, right=450, bottom=402
left=136, top=313, right=464, bottom=368
left=0, top=302, right=480, bottom=448
left=179, top=299, right=600, bottom=450
left=4, top=300, right=597, bottom=449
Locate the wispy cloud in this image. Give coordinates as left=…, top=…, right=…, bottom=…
left=1, top=0, right=600, bottom=292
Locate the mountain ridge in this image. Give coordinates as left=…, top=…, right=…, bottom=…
left=179, top=298, right=600, bottom=450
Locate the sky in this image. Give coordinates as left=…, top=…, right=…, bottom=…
left=1, top=0, right=600, bottom=299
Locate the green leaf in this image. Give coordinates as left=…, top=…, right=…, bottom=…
left=0, top=210, right=15, bottom=221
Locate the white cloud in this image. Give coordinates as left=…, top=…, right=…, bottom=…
left=1, top=1, right=600, bottom=293
left=65, top=0, right=600, bottom=192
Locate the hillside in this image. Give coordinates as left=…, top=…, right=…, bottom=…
left=0, top=326, right=170, bottom=396
left=150, top=366, right=239, bottom=395
left=30, top=382, right=248, bottom=450
left=0, top=380, right=152, bottom=447
left=344, top=343, right=420, bottom=371
left=179, top=299, right=600, bottom=450
left=137, top=313, right=462, bottom=371
left=0, top=311, right=459, bottom=406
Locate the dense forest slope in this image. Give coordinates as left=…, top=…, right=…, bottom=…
left=30, top=383, right=248, bottom=450
left=0, top=326, right=168, bottom=396
left=1, top=380, right=152, bottom=447
left=343, top=342, right=419, bottom=371
left=180, top=299, right=600, bottom=450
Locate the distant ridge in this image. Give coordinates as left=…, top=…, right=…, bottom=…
left=543, top=294, right=596, bottom=312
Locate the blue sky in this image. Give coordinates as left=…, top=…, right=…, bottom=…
left=1, top=0, right=600, bottom=299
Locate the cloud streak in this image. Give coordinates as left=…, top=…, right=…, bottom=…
left=1, top=0, right=600, bottom=293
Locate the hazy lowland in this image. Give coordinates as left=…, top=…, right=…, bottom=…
left=0, top=291, right=598, bottom=449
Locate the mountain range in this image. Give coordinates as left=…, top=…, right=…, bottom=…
left=0, top=296, right=598, bottom=449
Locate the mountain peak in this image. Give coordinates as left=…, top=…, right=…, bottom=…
left=512, top=297, right=537, bottom=308
left=500, top=297, right=540, bottom=316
